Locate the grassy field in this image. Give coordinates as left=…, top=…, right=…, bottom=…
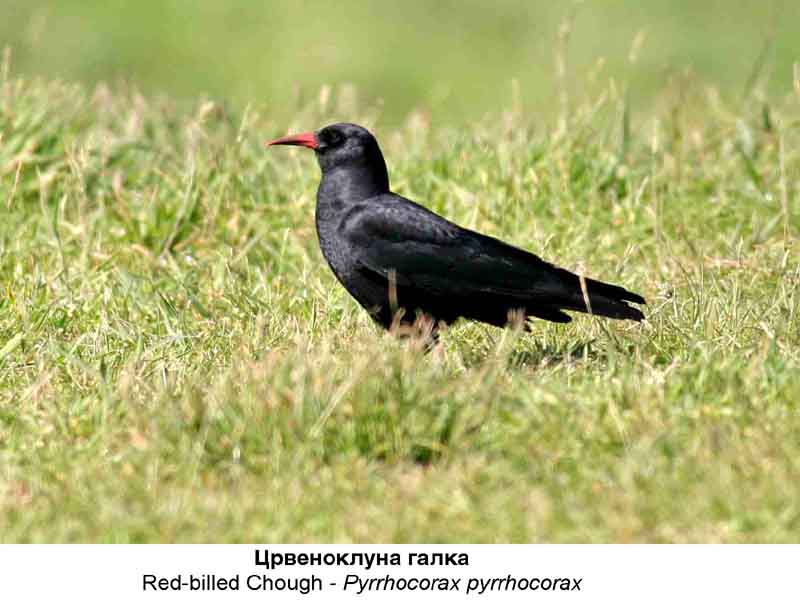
left=1, top=57, right=799, bottom=541
left=2, top=0, right=799, bottom=123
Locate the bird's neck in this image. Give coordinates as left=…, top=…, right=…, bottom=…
left=317, top=163, right=389, bottom=206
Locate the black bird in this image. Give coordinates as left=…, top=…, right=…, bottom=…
left=267, top=123, right=644, bottom=338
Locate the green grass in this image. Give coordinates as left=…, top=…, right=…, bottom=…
left=1, top=63, right=799, bottom=542
left=1, top=0, right=799, bottom=123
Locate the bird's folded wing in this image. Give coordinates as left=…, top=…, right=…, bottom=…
left=342, top=198, right=564, bottom=300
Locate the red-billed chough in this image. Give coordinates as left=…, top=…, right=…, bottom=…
left=267, top=123, right=644, bottom=336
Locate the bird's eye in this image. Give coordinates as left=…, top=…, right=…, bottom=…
left=324, top=130, right=343, bottom=146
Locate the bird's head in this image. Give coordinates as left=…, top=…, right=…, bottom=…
left=267, top=123, right=385, bottom=175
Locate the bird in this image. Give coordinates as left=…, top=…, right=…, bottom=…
left=267, top=123, right=644, bottom=341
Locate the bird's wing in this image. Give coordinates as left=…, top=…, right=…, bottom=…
left=341, top=193, right=645, bottom=322
left=341, top=194, right=566, bottom=301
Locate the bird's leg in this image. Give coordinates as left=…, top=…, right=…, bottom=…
left=505, top=307, right=533, bottom=332
left=388, top=311, right=440, bottom=352
left=414, top=314, right=441, bottom=353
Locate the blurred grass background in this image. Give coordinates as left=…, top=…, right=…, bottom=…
left=1, top=0, right=798, bottom=123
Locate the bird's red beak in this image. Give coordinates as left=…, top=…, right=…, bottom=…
left=266, top=131, right=318, bottom=149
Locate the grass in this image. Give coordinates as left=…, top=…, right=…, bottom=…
left=1, top=60, right=799, bottom=542
left=1, top=0, right=799, bottom=124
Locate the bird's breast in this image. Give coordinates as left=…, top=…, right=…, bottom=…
left=315, top=206, right=355, bottom=279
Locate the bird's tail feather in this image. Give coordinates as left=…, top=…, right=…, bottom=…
left=549, top=268, right=646, bottom=322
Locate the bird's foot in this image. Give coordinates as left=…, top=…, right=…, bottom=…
left=389, top=313, right=440, bottom=353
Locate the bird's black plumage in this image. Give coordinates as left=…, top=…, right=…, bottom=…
left=268, top=122, right=645, bottom=333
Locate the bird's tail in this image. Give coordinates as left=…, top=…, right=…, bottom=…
left=549, top=267, right=646, bottom=321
